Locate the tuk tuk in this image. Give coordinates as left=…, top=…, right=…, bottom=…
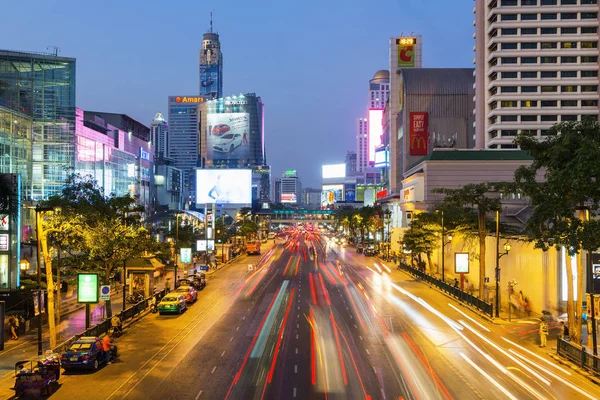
left=189, top=273, right=207, bottom=290
left=13, top=353, right=61, bottom=397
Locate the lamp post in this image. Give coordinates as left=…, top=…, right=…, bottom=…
left=437, top=210, right=453, bottom=283
left=496, top=208, right=511, bottom=318
left=175, top=213, right=180, bottom=288
left=34, top=206, right=55, bottom=356
left=384, top=209, right=392, bottom=261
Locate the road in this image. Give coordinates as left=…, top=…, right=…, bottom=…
left=4, top=234, right=600, bottom=399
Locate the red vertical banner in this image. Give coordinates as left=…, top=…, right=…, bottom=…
left=409, top=112, right=428, bottom=156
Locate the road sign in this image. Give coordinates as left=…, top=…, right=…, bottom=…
left=199, top=265, right=210, bottom=272
left=100, top=285, right=111, bottom=301
left=248, top=264, right=253, bottom=271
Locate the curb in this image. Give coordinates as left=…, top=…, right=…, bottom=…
left=547, top=352, right=600, bottom=386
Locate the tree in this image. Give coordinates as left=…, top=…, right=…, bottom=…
left=515, top=121, right=600, bottom=343
left=402, top=212, right=439, bottom=271
left=0, top=174, right=18, bottom=217
left=238, top=220, right=259, bottom=238
left=433, top=183, right=501, bottom=298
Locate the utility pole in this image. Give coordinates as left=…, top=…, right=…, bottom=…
left=35, top=209, right=43, bottom=356
left=495, top=210, right=500, bottom=318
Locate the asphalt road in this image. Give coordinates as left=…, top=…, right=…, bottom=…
left=4, top=234, right=600, bottom=400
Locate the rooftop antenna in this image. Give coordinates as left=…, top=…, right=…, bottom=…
left=210, top=11, right=213, bottom=33
left=47, top=45, right=60, bottom=56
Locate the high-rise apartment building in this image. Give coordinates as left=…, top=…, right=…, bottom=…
left=151, top=112, right=168, bottom=160
left=345, top=151, right=357, bottom=175
left=474, top=0, right=600, bottom=149
left=356, top=117, right=369, bottom=172
left=273, top=178, right=281, bottom=204
left=199, top=14, right=223, bottom=99
left=369, top=70, right=390, bottom=109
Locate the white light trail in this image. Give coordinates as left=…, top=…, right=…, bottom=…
left=459, top=353, right=519, bottom=400
left=448, top=303, right=491, bottom=332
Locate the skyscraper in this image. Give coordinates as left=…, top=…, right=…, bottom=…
left=369, top=70, right=390, bottom=109
left=199, top=13, right=223, bottom=99
left=150, top=112, right=168, bottom=160
left=356, top=117, right=368, bottom=172
left=474, top=1, right=600, bottom=149
left=345, top=151, right=357, bottom=175
left=280, top=170, right=302, bottom=205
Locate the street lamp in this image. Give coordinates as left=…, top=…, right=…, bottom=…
left=437, top=210, right=453, bottom=283
left=495, top=209, right=511, bottom=317
left=19, top=258, right=30, bottom=272
left=384, top=210, right=392, bottom=261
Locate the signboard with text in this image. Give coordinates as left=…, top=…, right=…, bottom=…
left=397, top=37, right=417, bottom=68
left=409, top=112, right=428, bottom=156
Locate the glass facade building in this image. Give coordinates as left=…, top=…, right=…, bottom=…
left=0, top=50, right=76, bottom=200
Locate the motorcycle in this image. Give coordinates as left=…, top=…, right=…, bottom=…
left=150, top=302, right=158, bottom=314
left=126, top=292, right=144, bottom=304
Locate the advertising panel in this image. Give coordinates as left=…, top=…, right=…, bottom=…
left=397, top=37, right=417, bottom=68
left=374, top=148, right=388, bottom=167
left=281, top=193, right=297, bottom=203
left=368, top=109, right=383, bottom=162
left=455, top=253, right=470, bottom=274
left=199, top=64, right=220, bottom=96
left=197, top=240, right=215, bottom=252
left=364, top=188, right=375, bottom=207
left=206, top=112, right=250, bottom=161
left=409, top=112, right=428, bottom=156
left=344, top=184, right=356, bottom=202
left=180, top=248, right=192, bottom=264
left=77, top=273, right=99, bottom=303
left=322, top=164, right=346, bottom=179
left=322, top=184, right=344, bottom=203
left=196, top=169, right=252, bottom=205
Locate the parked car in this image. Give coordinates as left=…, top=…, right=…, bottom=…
left=213, top=133, right=243, bottom=153
left=211, top=124, right=231, bottom=136
left=356, top=244, right=364, bottom=253
left=158, top=294, right=187, bottom=315
left=174, top=285, right=198, bottom=303
left=364, top=247, right=376, bottom=256
left=60, top=337, right=117, bottom=371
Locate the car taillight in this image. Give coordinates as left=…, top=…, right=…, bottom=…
left=81, top=354, right=90, bottom=360
left=60, top=356, right=67, bottom=361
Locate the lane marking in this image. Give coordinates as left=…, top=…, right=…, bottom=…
left=293, top=387, right=297, bottom=397
left=236, top=326, right=240, bottom=331
left=221, top=351, right=225, bottom=357
left=194, top=390, right=203, bottom=400
left=295, top=347, right=298, bottom=354
left=230, top=336, right=234, bottom=342
left=366, top=349, right=370, bottom=355
left=211, top=366, right=217, bottom=374
left=295, top=365, right=298, bottom=373
left=297, top=323, right=299, bottom=328
left=359, top=335, right=363, bottom=341
left=242, top=316, right=246, bottom=320
left=354, top=324, right=358, bottom=328
left=296, top=334, right=299, bottom=339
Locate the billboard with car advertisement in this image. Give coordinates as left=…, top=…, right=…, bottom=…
left=397, top=37, right=417, bottom=68
left=409, top=112, right=428, bottom=156
left=206, top=113, right=250, bottom=161
left=281, top=193, right=297, bottom=203
left=196, top=169, right=252, bottom=205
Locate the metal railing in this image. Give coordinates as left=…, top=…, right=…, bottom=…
left=51, top=288, right=168, bottom=354
left=557, top=337, right=600, bottom=376
left=397, top=262, right=494, bottom=318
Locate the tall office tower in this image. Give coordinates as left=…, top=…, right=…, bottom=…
left=0, top=49, right=76, bottom=200
left=474, top=0, right=600, bottom=149
left=389, top=35, right=423, bottom=193
left=356, top=117, right=369, bottom=172
left=273, top=178, right=282, bottom=204
left=199, top=13, right=223, bottom=99
left=151, top=112, right=168, bottom=160
left=167, top=96, right=205, bottom=189
left=345, top=151, right=357, bottom=175
left=280, top=170, right=302, bottom=205
left=369, top=70, right=390, bottom=109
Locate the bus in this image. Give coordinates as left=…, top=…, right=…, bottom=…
left=246, top=240, right=261, bottom=255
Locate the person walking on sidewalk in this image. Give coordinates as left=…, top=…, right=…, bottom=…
left=560, top=321, right=570, bottom=340
left=102, top=334, right=112, bottom=365
left=539, top=320, right=549, bottom=347
left=8, top=315, right=18, bottom=340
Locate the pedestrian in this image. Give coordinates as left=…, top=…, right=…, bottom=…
left=393, top=252, right=398, bottom=264
left=539, top=320, right=548, bottom=347
left=453, top=279, right=459, bottom=289
left=102, top=334, right=112, bottom=365
left=560, top=321, right=570, bottom=340
left=9, top=315, right=18, bottom=340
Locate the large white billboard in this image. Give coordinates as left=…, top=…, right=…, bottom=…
left=196, top=169, right=252, bottom=205
left=206, top=113, right=250, bottom=161
left=322, top=164, right=346, bottom=179
left=369, top=109, right=383, bottom=162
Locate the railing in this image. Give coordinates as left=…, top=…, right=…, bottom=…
left=51, top=288, right=168, bottom=354
left=397, top=262, right=494, bottom=318
left=557, top=337, right=600, bottom=376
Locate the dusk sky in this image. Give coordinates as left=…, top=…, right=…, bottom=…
left=4, top=0, right=474, bottom=188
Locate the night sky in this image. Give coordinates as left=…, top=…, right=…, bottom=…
left=3, top=0, right=474, bottom=187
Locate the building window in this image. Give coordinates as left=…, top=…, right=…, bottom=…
left=561, top=71, right=577, bottom=78
left=541, top=42, right=557, bottom=49
left=521, top=42, right=538, bottom=49
left=561, top=27, right=578, bottom=34
left=522, top=71, right=538, bottom=78
left=501, top=43, right=518, bottom=50
left=541, top=100, right=558, bottom=107
left=582, top=56, right=598, bottom=63
left=582, top=100, right=599, bottom=107
left=522, top=0, right=537, bottom=4
left=501, top=130, right=518, bottom=136
left=582, top=13, right=598, bottom=19
left=561, top=100, right=578, bottom=107
left=582, top=85, right=598, bottom=92
left=561, top=42, right=577, bottom=49
left=582, top=0, right=598, bottom=4
left=581, top=41, right=598, bottom=49
left=522, top=100, right=538, bottom=107
left=541, top=0, right=557, bottom=4
left=522, top=86, right=538, bottom=92
left=541, top=115, right=558, bottom=122
left=560, top=13, right=577, bottom=20
left=541, top=129, right=552, bottom=136
left=522, top=115, right=538, bottom=121
left=501, top=86, right=518, bottom=93
left=561, top=85, right=577, bottom=92
left=541, top=86, right=558, bottom=92
left=541, top=28, right=558, bottom=35
left=522, top=57, right=538, bottom=64
left=541, top=13, right=557, bottom=19
left=561, top=56, right=578, bottom=63
left=560, top=0, right=576, bottom=4
left=501, top=115, right=518, bottom=121
left=521, top=28, right=538, bottom=35
left=582, top=27, right=598, bottom=34
left=502, top=14, right=518, bottom=20
left=541, top=56, right=558, bottom=63
left=582, top=70, right=598, bottom=78
left=502, top=28, right=518, bottom=35
left=521, top=13, right=537, bottom=20
left=502, top=71, right=518, bottom=78
left=501, top=0, right=518, bottom=4
left=502, top=100, right=518, bottom=107
left=502, top=57, right=518, bottom=64
left=562, top=115, right=578, bottom=121
left=541, top=71, right=558, bottom=78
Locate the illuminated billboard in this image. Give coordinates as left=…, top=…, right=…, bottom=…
left=368, top=109, right=383, bottom=162
left=322, top=164, right=346, bottom=179
left=281, top=193, right=297, bottom=203
left=409, top=112, right=428, bottom=156
left=344, top=184, right=356, bottom=202
left=397, top=37, right=417, bottom=68
left=322, top=184, right=344, bottom=203
left=206, top=112, right=250, bottom=161
left=374, top=148, right=389, bottom=167
left=200, top=65, right=220, bottom=97
left=196, top=169, right=252, bottom=205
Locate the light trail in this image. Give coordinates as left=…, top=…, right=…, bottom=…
left=459, top=353, right=519, bottom=400
left=500, top=338, right=571, bottom=375
left=447, top=303, right=490, bottom=332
